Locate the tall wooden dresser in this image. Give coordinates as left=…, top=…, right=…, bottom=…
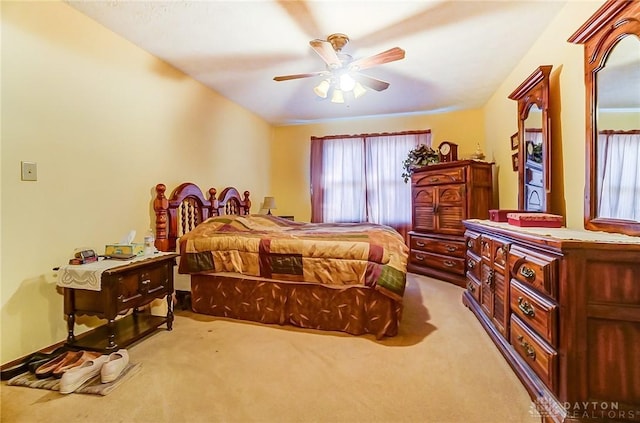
left=408, top=160, right=493, bottom=287
left=462, top=219, right=640, bottom=422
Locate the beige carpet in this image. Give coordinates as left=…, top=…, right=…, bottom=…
left=1, top=274, right=541, bottom=423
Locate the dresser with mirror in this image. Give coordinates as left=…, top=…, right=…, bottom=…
left=462, top=2, right=640, bottom=422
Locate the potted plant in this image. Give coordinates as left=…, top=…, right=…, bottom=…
left=402, top=144, right=440, bottom=182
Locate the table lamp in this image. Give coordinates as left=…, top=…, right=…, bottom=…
left=263, top=196, right=277, bottom=215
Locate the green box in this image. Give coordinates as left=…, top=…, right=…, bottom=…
left=105, top=243, right=145, bottom=256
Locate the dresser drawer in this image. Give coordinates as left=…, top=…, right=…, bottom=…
left=466, top=276, right=481, bottom=303
left=466, top=253, right=481, bottom=281
left=118, top=263, right=170, bottom=307
left=510, top=315, right=557, bottom=391
left=413, top=167, right=465, bottom=186
left=410, top=235, right=466, bottom=258
left=508, top=247, right=558, bottom=298
left=511, top=279, right=558, bottom=346
left=465, top=231, right=481, bottom=256
left=410, top=250, right=466, bottom=275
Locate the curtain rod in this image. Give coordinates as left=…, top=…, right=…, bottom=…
left=311, top=129, right=431, bottom=141
left=598, top=129, right=640, bottom=134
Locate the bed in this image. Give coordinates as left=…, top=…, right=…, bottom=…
left=153, top=182, right=409, bottom=338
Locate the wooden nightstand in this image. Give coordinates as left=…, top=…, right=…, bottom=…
left=63, top=253, right=178, bottom=352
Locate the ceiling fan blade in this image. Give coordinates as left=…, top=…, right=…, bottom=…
left=349, top=47, right=405, bottom=71
left=309, top=39, right=342, bottom=68
left=273, top=71, right=330, bottom=81
left=353, top=74, right=390, bottom=92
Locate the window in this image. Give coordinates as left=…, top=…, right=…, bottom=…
left=310, top=131, right=431, bottom=239
left=597, top=130, right=640, bottom=220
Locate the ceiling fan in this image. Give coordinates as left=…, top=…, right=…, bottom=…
left=273, top=33, right=405, bottom=101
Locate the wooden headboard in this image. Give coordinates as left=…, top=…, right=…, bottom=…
left=153, top=183, right=251, bottom=252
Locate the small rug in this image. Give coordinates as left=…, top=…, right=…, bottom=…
left=6, top=362, right=141, bottom=395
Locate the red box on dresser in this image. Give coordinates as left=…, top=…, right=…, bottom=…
left=489, top=209, right=524, bottom=222
left=506, top=212, right=563, bottom=228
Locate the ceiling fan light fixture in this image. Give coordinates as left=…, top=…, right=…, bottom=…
left=330, top=89, right=345, bottom=104
left=314, top=79, right=331, bottom=98
left=274, top=33, right=404, bottom=105
left=353, top=82, right=367, bottom=99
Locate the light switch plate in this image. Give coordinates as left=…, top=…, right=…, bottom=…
left=21, top=161, right=37, bottom=181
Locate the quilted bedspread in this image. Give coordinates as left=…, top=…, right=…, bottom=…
left=178, top=215, right=409, bottom=301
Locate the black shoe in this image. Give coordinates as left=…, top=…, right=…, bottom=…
left=1, top=362, right=29, bottom=380
left=0, top=346, right=68, bottom=380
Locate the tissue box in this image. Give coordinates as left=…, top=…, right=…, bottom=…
left=506, top=213, right=563, bottom=228
left=105, top=243, right=145, bottom=256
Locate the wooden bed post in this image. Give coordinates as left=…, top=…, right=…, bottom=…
left=208, top=188, right=219, bottom=218
left=154, top=184, right=169, bottom=252
left=243, top=191, right=251, bottom=215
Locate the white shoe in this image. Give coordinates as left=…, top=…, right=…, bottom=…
left=100, top=349, right=129, bottom=383
left=59, top=355, right=109, bottom=394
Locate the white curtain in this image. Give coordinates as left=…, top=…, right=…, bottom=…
left=366, top=133, right=430, bottom=226
left=320, top=132, right=431, bottom=226
left=321, top=137, right=366, bottom=223
left=597, top=132, right=640, bottom=220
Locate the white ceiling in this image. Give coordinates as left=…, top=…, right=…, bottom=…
left=66, top=0, right=570, bottom=126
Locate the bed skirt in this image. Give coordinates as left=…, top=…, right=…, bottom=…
left=191, top=274, right=403, bottom=339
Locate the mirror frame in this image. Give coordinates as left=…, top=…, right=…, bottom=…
left=508, top=65, right=553, bottom=212
left=569, top=0, right=640, bottom=237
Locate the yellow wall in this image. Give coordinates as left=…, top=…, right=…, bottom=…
left=1, top=1, right=272, bottom=362
left=599, top=111, right=640, bottom=129
left=483, top=0, right=606, bottom=228
left=271, top=109, right=485, bottom=222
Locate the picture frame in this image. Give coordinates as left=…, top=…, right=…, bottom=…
left=511, top=152, right=519, bottom=171
left=510, top=132, right=519, bottom=150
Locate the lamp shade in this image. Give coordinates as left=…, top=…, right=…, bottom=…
left=330, top=89, right=345, bottom=104
left=313, top=80, right=330, bottom=98
left=353, top=82, right=367, bottom=99
left=263, top=196, right=277, bottom=214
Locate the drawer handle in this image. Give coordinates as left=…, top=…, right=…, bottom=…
left=415, top=254, right=424, bottom=261
left=429, top=177, right=440, bottom=182
left=443, top=260, right=455, bottom=267
left=520, top=266, right=536, bottom=280
left=416, top=241, right=425, bottom=247
left=485, top=269, right=494, bottom=287
left=516, top=335, right=537, bottom=360
left=467, top=240, right=473, bottom=249
left=445, top=245, right=457, bottom=252
left=517, top=297, right=536, bottom=318
left=467, top=282, right=475, bottom=293
left=147, top=285, right=165, bottom=295
left=141, top=279, right=150, bottom=286
left=467, top=260, right=476, bottom=269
